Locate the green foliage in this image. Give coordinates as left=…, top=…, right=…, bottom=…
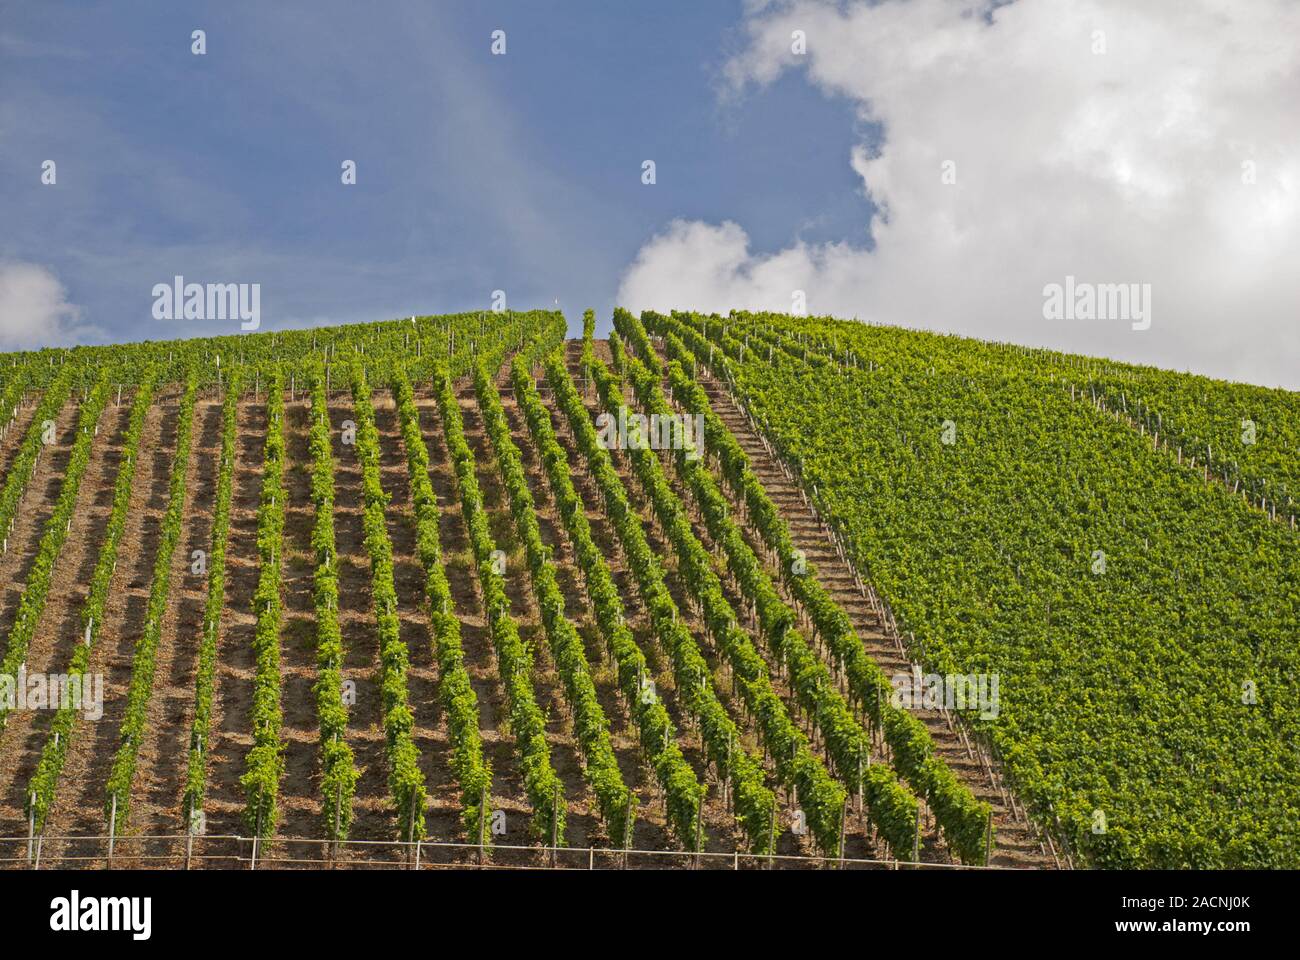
left=240, top=371, right=287, bottom=837
left=677, top=308, right=1300, bottom=868
left=646, top=311, right=991, bottom=863
left=25, top=376, right=158, bottom=831
left=391, top=366, right=493, bottom=838
left=106, top=375, right=200, bottom=835
left=306, top=364, right=360, bottom=840
left=182, top=368, right=242, bottom=827
left=350, top=365, right=428, bottom=841
left=433, top=366, right=566, bottom=843
left=513, top=356, right=707, bottom=849
left=544, top=352, right=780, bottom=853
left=475, top=361, right=636, bottom=842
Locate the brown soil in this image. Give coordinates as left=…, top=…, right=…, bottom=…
left=0, top=349, right=1044, bottom=870
left=0, top=396, right=130, bottom=835
left=36, top=392, right=176, bottom=866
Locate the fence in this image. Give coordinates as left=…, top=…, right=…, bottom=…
left=0, top=833, right=1002, bottom=871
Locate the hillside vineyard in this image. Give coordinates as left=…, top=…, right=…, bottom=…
left=0, top=308, right=1294, bottom=869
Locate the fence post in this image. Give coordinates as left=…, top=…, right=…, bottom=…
left=332, top=781, right=342, bottom=867
left=693, top=790, right=704, bottom=869
left=107, top=793, right=117, bottom=868
left=768, top=794, right=777, bottom=870
left=478, top=784, right=487, bottom=866
left=550, top=784, right=561, bottom=868
left=407, top=799, right=416, bottom=868
left=838, top=797, right=848, bottom=870
left=251, top=806, right=262, bottom=871
left=185, top=816, right=193, bottom=872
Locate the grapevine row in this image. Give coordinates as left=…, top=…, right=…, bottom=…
left=240, top=372, right=286, bottom=837
left=589, top=353, right=858, bottom=856
left=350, top=364, right=428, bottom=841
left=390, top=366, right=493, bottom=838
left=543, top=352, right=777, bottom=853
left=432, top=366, right=566, bottom=842
left=0, top=372, right=111, bottom=730
left=647, top=311, right=992, bottom=862
left=307, top=365, right=360, bottom=841
left=474, top=361, right=636, bottom=842
left=0, top=366, right=75, bottom=562
left=24, top=376, right=158, bottom=831
left=105, top=376, right=199, bottom=835
left=181, top=370, right=242, bottom=830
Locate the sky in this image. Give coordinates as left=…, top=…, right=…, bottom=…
left=1, top=1, right=1297, bottom=388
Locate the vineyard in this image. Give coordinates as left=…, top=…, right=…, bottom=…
left=0, top=307, right=1294, bottom=870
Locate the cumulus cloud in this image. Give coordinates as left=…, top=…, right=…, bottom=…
left=619, top=0, right=1300, bottom=388
left=0, top=261, right=98, bottom=350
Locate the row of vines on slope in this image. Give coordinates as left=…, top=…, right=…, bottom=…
left=474, top=361, right=636, bottom=842
left=182, top=370, right=242, bottom=830
left=641, top=310, right=992, bottom=863
left=25, top=377, right=157, bottom=832
left=512, top=355, right=705, bottom=849
left=240, top=372, right=286, bottom=837
left=105, top=376, right=199, bottom=835
left=391, top=367, right=493, bottom=838
left=543, top=352, right=778, bottom=853
left=349, top=365, right=428, bottom=842
left=433, top=367, right=566, bottom=843
left=308, top=364, right=360, bottom=841
left=0, top=373, right=111, bottom=730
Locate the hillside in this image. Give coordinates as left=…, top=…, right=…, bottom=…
left=0, top=308, right=1294, bottom=869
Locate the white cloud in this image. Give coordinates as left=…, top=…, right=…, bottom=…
left=0, top=261, right=99, bottom=350
left=620, top=0, right=1300, bottom=388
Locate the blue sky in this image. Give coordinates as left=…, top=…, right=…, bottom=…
left=0, top=0, right=871, bottom=343
left=4, top=1, right=1297, bottom=388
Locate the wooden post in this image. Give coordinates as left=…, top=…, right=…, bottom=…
left=27, top=793, right=35, bottom=866
left=693, top=790, right=704, bottom=868
left=550, top=784, right=561, bottom=867
left=838, top=797, right=848, bottom=870
left=251, top=805, right=262, bottom=871
left=912, top=809, right=921, bottom=864
left=332, top=780, right=342, bottom=865
left=107, top=793, right=117, bottom=868
left=478, top=784, right=487, bottom=866
left=407, top=798, right=416, bottom=868
left=768, top=794, right=778, bottom=869
left=984, top=809, right=993, bottom=866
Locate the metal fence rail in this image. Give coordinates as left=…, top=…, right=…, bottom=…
left=0, top=834, right=1004, bottom=871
